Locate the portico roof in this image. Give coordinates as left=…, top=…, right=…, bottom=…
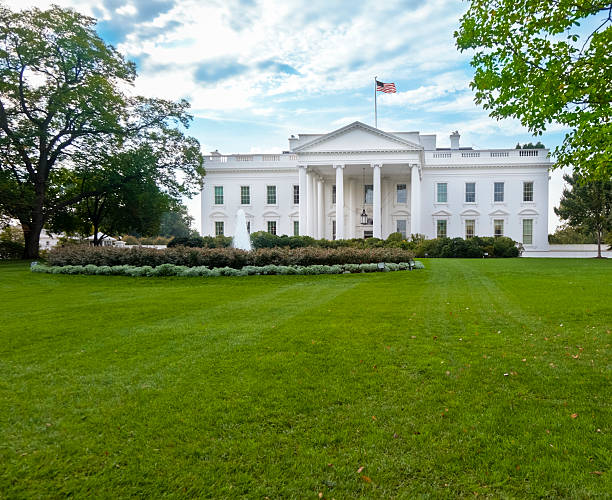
left=292, top=121, right=423, bottom=153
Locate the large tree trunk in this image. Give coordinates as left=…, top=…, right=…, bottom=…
left=22, top=218, right=43, bottom=259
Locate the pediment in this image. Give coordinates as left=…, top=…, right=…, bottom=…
left=432, top=209, right=452, bottom=217
left=489, top=209, right=509, bottom=217
left=293, top=121, right=423, bottom=153
left=262, top=210, right=280, bottom=217
left=518, top=208, right=539, bottom=216
left=288, top=210, right=299, bottom=217
left=209, top=210, right=227, bottom=218
left=391, top=209, right=411, bottom=216
left=460, top=209, right=480, bottom=217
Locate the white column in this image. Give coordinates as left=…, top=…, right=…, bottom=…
left=334, top=164, right=344, bottom=239
left=410, top=164, right=420, bottom=235
left=200, top=183, right=207, bottom=236
left=372, top=164, right=381, bottom=239
left=347, top=180, right=355, bottom=239
left=317, top=178, right=324, bottom=239
left=298, top=165, right=307, bottom=236
left=307, top=171, right=316, bottom=236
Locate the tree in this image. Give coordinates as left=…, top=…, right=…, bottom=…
left=48, top=146, right=175, bottom=244
left=455, top=1, right=612, bottom=180
left=159, top=205, right=197, bottom=239
left=548, top=224, right=597, bottom=244
left=0, top=5, right=204, bottom=258
left=555, top=174, right=612, bottom=257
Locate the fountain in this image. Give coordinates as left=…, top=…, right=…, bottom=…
left=232, top=209, right=252, bottom=251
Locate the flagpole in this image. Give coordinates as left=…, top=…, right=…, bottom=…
left=374, top=76, right=377, bottom=128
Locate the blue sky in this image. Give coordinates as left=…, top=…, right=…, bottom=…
left=9, top=0, right=576, bottom=231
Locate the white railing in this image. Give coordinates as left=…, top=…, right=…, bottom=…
left=461, top=152, right=480, bottom=158
left=427, top=149, right=544, bottom=160
left=204, top=153, right=298, bottom=163
left=490, top=151, right=509, bottom=157
left=433, top=152, right=451, bottom=158
left=519, top=150, right=540, bottom=156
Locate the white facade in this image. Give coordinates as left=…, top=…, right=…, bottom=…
left=201, top=122, right=551, bottom=250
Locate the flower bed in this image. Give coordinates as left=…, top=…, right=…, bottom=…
left=46, top=245, right=415, bottom=269
left=31, top=261, right=424, bottom=277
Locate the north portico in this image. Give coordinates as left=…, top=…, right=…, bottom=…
left=201, top=121, right=551, bottom=249
left=293, top=122, right=423, bottom=239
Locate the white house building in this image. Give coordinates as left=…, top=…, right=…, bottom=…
left=201, top=121, right=551, bottom=249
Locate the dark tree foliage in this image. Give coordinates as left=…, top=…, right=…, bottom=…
left=555, top=174, right=612, bottom=257
left=0, top=5, right=204, bottom=258
left=456, top=1, right=612, bottom=180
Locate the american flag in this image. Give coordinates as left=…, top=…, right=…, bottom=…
left=376, top=80, right=396, bottom=93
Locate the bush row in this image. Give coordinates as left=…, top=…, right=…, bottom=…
left=167, top=235, right=233, bottom=248
left=414, top=236, right=520, bottom=258
left=32, top=261, right=424, bottom=277
left=46, top=245, right=415, bottom=269
left=0, top=240, right=24, bottom=259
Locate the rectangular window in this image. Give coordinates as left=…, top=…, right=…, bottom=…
left=332, top=220, right=336, bottom=240
left=523, top=219, right=533, bottom=244
left=523, top=181, right=534, bottom=202
left=332, top=185, right=336, bottom=204
left=436, top=183, right=448, bottom=203
left=293, top=220, right=299, bottom=236
left=266, top=185, right=277, bottom=204
left=465, top=182, right=476, bottom=203
left=240, top=185, right=250, bottom=205
left=215, top=221, right=224, bottom=236
left=214, top=186, right=224, bottom=205
left=494, top=219, right=504, bottom=237
left=363, top=230, right=373, bottom=239
left=494, top=182, right=504, bottom=202
left=465, top=219, right=475, bottom=239
left=396, top=184, right=407, bottom=203
left=436, top=220, right=447, bottom=238
left=396, top=219, right=407, bottom=238
left=364, top=184, right=373, bottom=204
left=293, top=185, right=299, bottom=205
left=267, top=220, right=277, bottom=235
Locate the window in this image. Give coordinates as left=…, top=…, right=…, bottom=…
left=396, top=184, right=407, bottom=203
left=214, top=186, right=224, bottom=205
left=240, top=185, right=250, bottom=205
left=363, top=230, right=373, bottom=239
left=267, top=220, right=277, bottom=235
left=246, top=221, right=251, bottom=234
left=523, top=219, right=533, bottom=244
left=332, top=220, right=336, bottom=240
left=266, top=185, right=277, bottom=204
left=396, top=219, right=407, bottom=238
left=465, top=182, right=476, bottom=203
left=494, top=182, right=504, bottom=202
left=215, top=221, right=224, bottom=236
left=332, top=185, right=336, bottom=204
left=293, top=185, right=299, bottom=205
left=523, top=181, right=534, bottom=202
left=293, top=220, right=299, bottom=236
left=436, top=183, right=448, bottom=203
left=465, top=219, right=475, bottom=239
left=494, top=219, right=504, bottom=237
left=364, top=184, right=373, bottom=204
left=436, top=220, right=447, bottom=238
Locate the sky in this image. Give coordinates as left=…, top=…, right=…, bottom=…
left=7, top=0, right=576, bottom=232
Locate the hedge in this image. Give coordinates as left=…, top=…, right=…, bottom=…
left=0, top=240, right=24, bottom=259
left=31, top=261, right=424, bottom=277
left=46, top=245, right=415, bottom=269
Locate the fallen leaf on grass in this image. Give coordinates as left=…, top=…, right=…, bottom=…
left=571, top=413, right=578, bottom=419
left=372, top=415, right=377, bottom=420
left=357, top=466, right=364, bottom=473
left=590, top=471, right=603, bottom=476
left=361, top=476, right=372, bottom=483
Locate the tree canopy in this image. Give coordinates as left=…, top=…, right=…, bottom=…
left=455, top=1, right=612, bottom=180
left=554, top=174, right=611, bottom=257
left=0, top=5, right=204, bottom=257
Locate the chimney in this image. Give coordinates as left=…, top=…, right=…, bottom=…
left=210, top=149, right=221, bottom=156
left=288, top=134, right=298, bottom=151
left=450, top=131, right=460, bottom=150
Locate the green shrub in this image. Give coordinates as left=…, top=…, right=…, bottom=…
left=0, top=240, right=24, bottom=259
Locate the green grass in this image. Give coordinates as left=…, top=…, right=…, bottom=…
left=1, top=259, right=610, bottom=498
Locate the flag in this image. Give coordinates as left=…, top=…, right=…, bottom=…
left=376, top=80, right=396, bottom=93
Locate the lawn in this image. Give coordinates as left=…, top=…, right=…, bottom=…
left=0, top=259, right=610, bottom=498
